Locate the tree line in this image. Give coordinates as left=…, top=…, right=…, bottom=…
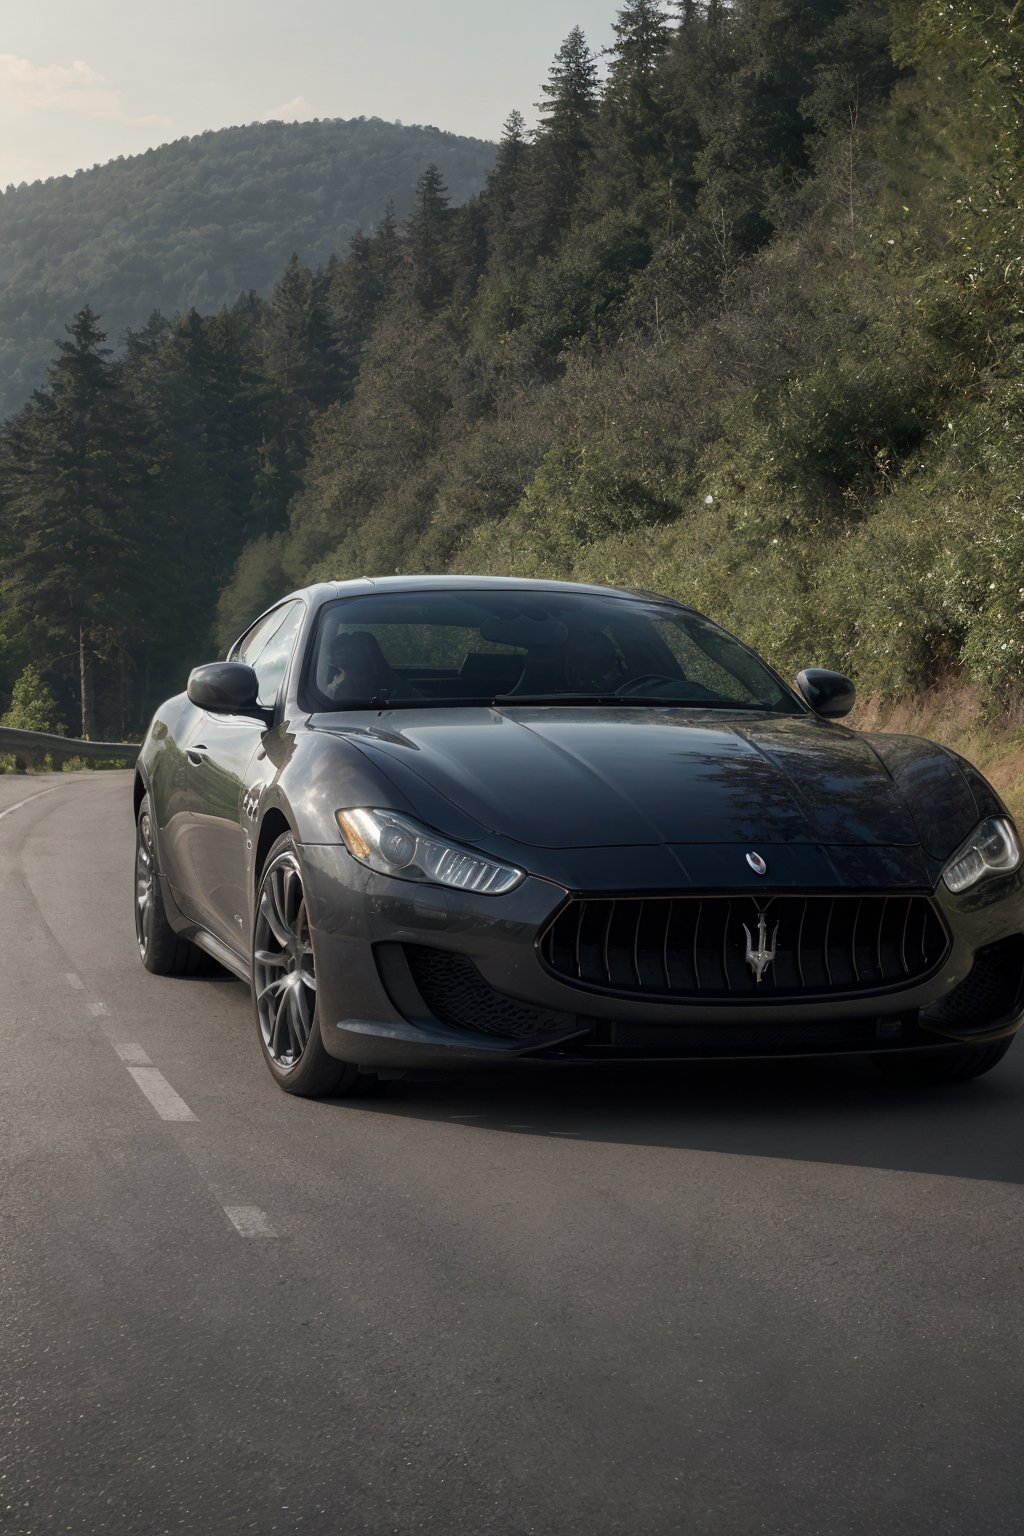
left=2, top=0, right=1022, bottom=739
left=0, top=117, right=495, bottom=420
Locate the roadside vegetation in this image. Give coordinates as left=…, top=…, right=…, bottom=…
left=0, top=0, right=1021, bottom=775
left=0, top=662, right=65, bottom=772
left=854, top=687, right=1024, bottom=823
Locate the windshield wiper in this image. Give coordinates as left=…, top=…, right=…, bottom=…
left=492, top=693, right=622, bottom=706
left=491, top=694, right=769, bottom=709
left=325, top=695, right=778, bottom=712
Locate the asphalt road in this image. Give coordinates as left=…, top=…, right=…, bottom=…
left=1, top=770, right=1023, bottom=1535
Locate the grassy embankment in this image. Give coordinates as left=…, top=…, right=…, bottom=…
left=854, top=687, right=1024, bottom=824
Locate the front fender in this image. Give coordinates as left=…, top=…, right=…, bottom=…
left=864, top=731, right=998, bottom=862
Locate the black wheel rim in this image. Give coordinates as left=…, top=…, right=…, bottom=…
left=135, top=811, right=155, bottom=957
left=253, top=853, right=317, bottom=1071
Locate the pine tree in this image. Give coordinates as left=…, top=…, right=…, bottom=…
left=643, top=0, right=713, bottom=228
left=607, top=0, right=672, bottom=106
left=372, top=203, right=401, bottom=285
left=692, top=0, right=847, bottom=253
left=328, top=206, right=405, bottom=378
left=329, top=235, right=378, bottom=393
left=404, top=165, right=453, bottom=310
left=449, top=197, right=490, bottom=304
left=483, top=109, right=543, bottom=269
left=528, top=28, right=601, bottom=247
left=588, top=1, right=675, bottom=218
left=668, top=0, right=719, bottom=25
left=1, top=310, right=160, bottom=736
left=537, top=27, right=600, bottom=152
left=124, top=303, right=273, bottom=699
left=486, top=111, right=528, bottom=250
left=262, top=254, right=337, bottom=410
left=496, top=109, right=528, bottom=181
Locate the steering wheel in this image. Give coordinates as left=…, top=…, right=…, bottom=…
left=614, top=674, right=681, bottom=697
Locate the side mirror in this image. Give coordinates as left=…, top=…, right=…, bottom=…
left=187, top=661, right=266, bottom=720
left=796, top=668, right=856, bottom=719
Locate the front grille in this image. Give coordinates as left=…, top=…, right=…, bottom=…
left=404, top=945, right=578, bottom=1041
left=922, top=936, right=1024, bottom=1033
left=540, top=894, right=949, bottom=1001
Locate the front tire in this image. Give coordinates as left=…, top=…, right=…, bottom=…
left=135, top=794, right=214, bottom=976
left=872, top=1035, right=1015, bottom=1086
left=252, top=834, right=361, bottom=1098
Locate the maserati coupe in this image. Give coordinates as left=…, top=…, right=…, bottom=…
left=133, top=576, right=1024, bottom=1096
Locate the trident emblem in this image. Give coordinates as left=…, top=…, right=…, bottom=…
left=742, top=910, right=779, bottom=983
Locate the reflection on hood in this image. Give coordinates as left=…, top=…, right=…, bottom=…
left=313, top=706, right=980, bottom=854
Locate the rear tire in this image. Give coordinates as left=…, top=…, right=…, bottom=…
left=252, top=833, right=363, bottom=1098
left=872, top=1035, right=1015, bottom=1086
left=135, top=793, right=215, bottom=976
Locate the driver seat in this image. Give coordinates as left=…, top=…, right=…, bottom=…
left=325, top=631, right=402, bottom=702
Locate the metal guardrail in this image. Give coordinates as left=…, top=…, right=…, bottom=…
left=0, top=725, right=140, bottom=767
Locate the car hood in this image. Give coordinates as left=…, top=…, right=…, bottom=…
left=310, top=706, right=982, bottom=855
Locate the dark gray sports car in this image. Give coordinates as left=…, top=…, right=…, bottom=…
left=134, top=576, right=1024, bottom=1096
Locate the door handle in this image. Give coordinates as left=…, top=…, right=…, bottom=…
left=186, top=746, right=208, bottom=765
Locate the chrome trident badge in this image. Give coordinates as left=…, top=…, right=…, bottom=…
left=742, top=911, right=779, bottom=983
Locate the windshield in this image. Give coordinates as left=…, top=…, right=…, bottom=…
left=303, top=589, right=801, bottom=713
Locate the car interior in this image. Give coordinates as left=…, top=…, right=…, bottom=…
left=312, top=624, right=779, bottom=709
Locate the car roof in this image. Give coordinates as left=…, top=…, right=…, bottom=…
left=231, top=575, right=701, bottom=657
left=312, top=574, right=696, bottom=610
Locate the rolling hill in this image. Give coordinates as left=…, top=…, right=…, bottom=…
left=0, top=116, right=494, bottom=418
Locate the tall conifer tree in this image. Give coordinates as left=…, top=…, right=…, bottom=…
left=529, top=28, right=601, bottom=245
left=537, top=27, right=600, bottom=152
left=485, top=110, right=530, bottom=263
left=591, top=0, right=674, bottom=214
left=404, top=165, right=453, bottom=309
left=608, top=0, right=672, bottom=103
left=1, top=309, right=154, bottom=736
left=262, top=254, right=337, bottom=411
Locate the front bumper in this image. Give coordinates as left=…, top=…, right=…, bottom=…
left=299, top=843, right=1024, bottom=1070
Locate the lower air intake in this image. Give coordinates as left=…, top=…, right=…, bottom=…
left=922, top=936, right=1024, bottom=1033
left=405, top=945, right=576, bottom=1040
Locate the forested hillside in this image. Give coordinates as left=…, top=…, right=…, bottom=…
left=0, top=117, right=495, bottom=417
left=1, top=0, right=1022, bottom=744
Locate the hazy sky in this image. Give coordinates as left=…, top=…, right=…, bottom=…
left=0, top=0, right=621, bottom=187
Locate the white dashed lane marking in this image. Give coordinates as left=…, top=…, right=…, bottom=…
left=126, top=1065, right=197, bottom=1122
left=114, top=1043, right=152, bottom=1066
left=0, top=786, right=59, bottom=823
left=7, top=804, right=276, bottom=1238
left=223, top=1206, right=277, bottom=1238
left=67, top=991, right=276, bottom=1237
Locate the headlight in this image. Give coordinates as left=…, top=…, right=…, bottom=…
left=335, top=808, right=524, bottom=895
left=941, top=816, right=1022, bottom=893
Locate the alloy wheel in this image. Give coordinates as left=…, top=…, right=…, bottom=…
left=135, top=810, right=156, bottom=958
left=253, top=853, right=317, bottom=1071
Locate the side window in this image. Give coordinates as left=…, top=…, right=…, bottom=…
left=249, top=604, right=303, bottom=709
left=229, top=602, right=304, bottom=709
left=232, top=610, right=284, bottom=666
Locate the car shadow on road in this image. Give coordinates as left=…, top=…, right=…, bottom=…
left=340, top=1054, right=1024, bottom=1185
